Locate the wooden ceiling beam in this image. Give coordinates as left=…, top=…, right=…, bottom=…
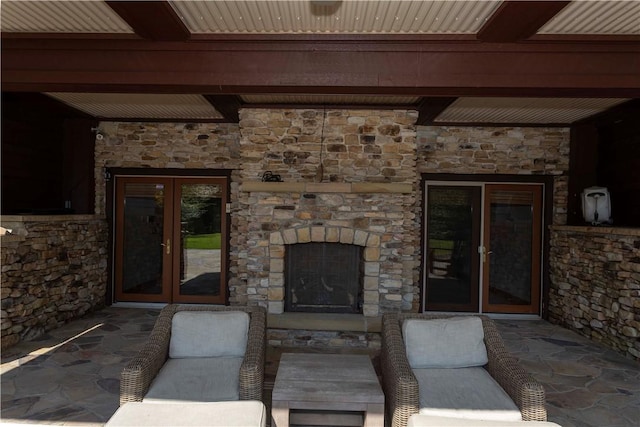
left=477, top=1, right=571, bottom=42
left=416, top=97, right=458, bottom=125
left=203, top=95, right=243, bottom=123
left=2, top=38, right=639, bottom=97
left=106, top=1, right=190, bottom=41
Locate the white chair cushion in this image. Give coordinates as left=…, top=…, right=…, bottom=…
left=414, top=367, right=522, bottom=422
left=143, top=357, right=243, bottom=403
left=107, top=401, right=266, bottom=427
left=170, top=310, right=249, bottom=358
left=403, top=317, right=488, bottom=368
left=408, top=415, right=561, bottom=427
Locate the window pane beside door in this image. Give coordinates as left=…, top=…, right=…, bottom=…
left=122, top=183, right=165, bottom=295
left=488, top=190, right=534, bottom=305
left=425, top=187, right=478, bottom=310
left=178, top=183, right=222, bottom=297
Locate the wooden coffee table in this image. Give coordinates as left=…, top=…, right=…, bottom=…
left=271, top=353, right=385, bottom=427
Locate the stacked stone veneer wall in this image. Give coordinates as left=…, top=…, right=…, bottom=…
left=549, top=226, right=640, bottom=360
left=92, top=118, right=572, bottom=318
left=237, top=109, right=420, bottom=315
left=417, top=126, right=570, bottom=225
left=1, top=216, right=108, bottom=349
left=94, top=122, right=241, bottom=216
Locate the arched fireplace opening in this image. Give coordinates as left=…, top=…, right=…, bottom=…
left=285, top=242, right=363, bottom=314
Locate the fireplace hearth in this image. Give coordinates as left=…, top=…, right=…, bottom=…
left=285, top=242, right=363, bottom=314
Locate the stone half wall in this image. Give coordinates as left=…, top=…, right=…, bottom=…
left=1, top=216, right=108, bottom=349
left=549, top=226, right=640, bottom=360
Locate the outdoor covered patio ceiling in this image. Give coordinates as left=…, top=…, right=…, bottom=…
left=2, top=0, right=639, bottom=125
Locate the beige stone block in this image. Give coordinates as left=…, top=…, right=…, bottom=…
left=364, top=247, right=380, bottom=262
left=274, top=209, right=295, bottom=220
left=311, top=226, right=326, bottom=242
left=380, top=279, right=402, bottom=289
left=241, top=182, right=305, bottom=192
left=282, top=229, right=298, bottom=244
left=363, top=304, right=379, bottom=317
left=363, top=276, right=379, bottom=290
left=297, top=211, right=313, bottom=220
left=305, top=183, right=352, bottom=193
left=354, top=230, right=369, bottom=246
left=364, top=262, right=380, bottom=276
left=270, top=245, right=285, bottom=258
left=270, top=258, right=284, bottom=273
left=268, top=287, right=284, bottom=301
left=269, top=273, right=284, bottom=287
left=268, top=301, right=284, bottom=314
left=297, top=227, right=311, bottom=243
left=340, top=228, right=354, bottom=244
left=326, top=227, right=340, bottom=242
left=385, top=294, right=403, bottom=302
left=366, top=234, right=381, bottom=248
left=364, top=291, right=379, bottom=303
left=351, top=182, right=413, bottom=193
left=270, top=232, right=284, bottom=245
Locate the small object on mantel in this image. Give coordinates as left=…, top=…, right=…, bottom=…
left=0, top=227, right=13, bottom=236
left=262, top=171, right=282, bottom=182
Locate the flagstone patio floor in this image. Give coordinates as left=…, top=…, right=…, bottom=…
left=1, top=307, right=638, bottom=426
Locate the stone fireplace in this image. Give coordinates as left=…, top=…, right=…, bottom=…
left=236, top=108, right=422, bottom=318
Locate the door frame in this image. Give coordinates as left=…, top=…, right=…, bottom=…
left=106, top=168, right=232, bottom=306
left=420, top=173, right=554, bottom=318
left=423, top=184, right=482, bottom=312
left=481, top=183, right=543, bottom=314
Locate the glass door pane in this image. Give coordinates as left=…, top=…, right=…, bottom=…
left=482, top=184, right=542, bottom=314
left=424, top=186, right=481, bottom=312
left=115, top=178, right=172, bottom=302
left=173, top=179, right=226, bottom=304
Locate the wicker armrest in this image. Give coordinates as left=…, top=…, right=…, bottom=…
left=481, top=317, right=546, bottom=421
left=119, top=306, right=175, bottom=406
left=487, top=354, right=547, bottom=421
left=381, top=314, right=420, bottom=427
left=239, top=307, right=266, bottom=401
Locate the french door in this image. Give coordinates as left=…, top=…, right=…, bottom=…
left=424, top=182, right=543, bottom=314
left=114, top=176, right=227, bottom=304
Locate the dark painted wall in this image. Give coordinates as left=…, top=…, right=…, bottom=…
left=568, top=100, right=640, bottom=227
left=1, top=93, right=96, bottom=215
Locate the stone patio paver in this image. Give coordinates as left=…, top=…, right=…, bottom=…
left=1, top=308, right=638, bottom=426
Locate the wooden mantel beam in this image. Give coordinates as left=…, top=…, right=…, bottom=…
left=2, top=37, right=639, bottom=97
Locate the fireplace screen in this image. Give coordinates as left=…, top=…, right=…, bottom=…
left=285, top=243, right=363, bottom=313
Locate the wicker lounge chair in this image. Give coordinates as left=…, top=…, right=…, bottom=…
left=120, top=304, right=266, bottom=405
left=381, top=313, right=546, bottom=427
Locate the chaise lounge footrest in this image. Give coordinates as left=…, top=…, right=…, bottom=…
left=106, top=401, right=267, bottom=427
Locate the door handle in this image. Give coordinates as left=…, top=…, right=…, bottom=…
left=161, top=239, right=171, bottom=255
left=479, top=246, right=493, bottom=263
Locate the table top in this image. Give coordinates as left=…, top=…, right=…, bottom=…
left=272, top=353, right=384, bottom=404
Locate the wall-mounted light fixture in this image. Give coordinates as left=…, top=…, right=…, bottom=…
left=91, top=127, right=104, bottom=140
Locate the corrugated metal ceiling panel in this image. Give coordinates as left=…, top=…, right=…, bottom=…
left=0, top=1, right=133, bottom=33
left=170, top=1, right=501, bottom=34
left=538, top=1, right=640, bottom=34
left=241, top=94, right=421, bottom=104
left=45, top=93, right=223, bottom=119
left=435, top=98, right=629, bottom=124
